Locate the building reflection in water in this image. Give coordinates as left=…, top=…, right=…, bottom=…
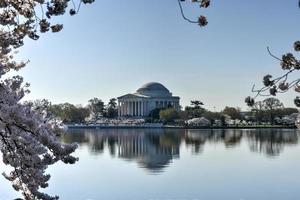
left=62, top=128, right=299, bottom=173
left=63, top=129, right=181, bottom=173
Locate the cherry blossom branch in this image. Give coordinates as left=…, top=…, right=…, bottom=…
left=246, top=42, right=300, bottom=107
left=176, top=0, right=209, bottom=27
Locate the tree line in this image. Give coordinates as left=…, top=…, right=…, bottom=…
left=39, top=96, right=299, bottom=125
left=157, top=98, right=298, bottom=125
left=31, top=98, right=119, bottom=124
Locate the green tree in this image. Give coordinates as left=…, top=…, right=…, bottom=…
left=222, top=107, right=242, bottom=120
left=184, top=100, right=205, bottom=118
left=106, top=98, right=118, bottom=118
left=159, top=108, right=179, bottom=123
left=190, top=100, right=204, bottom=109
left=74, top=106, right=90, bottom=123
left=261, top=98, right=284, bottom=124
left=49, top=103, right=90, bottom=123
left=202, top=111, right=223, bottom=124
left=88, top=98, right=105, bottom=119
left=251, top=101, right=265, bottom=123
left=278, top=107, right=298, bottom=117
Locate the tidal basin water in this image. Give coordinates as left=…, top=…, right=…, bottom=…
left=1, top=128, right=300, bottom=200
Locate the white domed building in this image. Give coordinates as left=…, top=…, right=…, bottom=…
left=117, top=82, right=180, bottom=117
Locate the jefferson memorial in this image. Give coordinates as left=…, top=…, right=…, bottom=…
left=117, top=82, right=180, bottom=117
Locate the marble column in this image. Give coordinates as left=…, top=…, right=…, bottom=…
left=132, top=101, right=134, bottom=116
left=128, top=101, right=130, bottom=115
left=121, top=101, right=124, bottom=116
left=118, top=101, right=121, bottom=116
left=132, top=101, right=135, bottom=116
left=122, top=101, right=124, bottom=116
left=137, top=101, right=139, bottom=116
left=135, top=101, right=138, bottom=116
left=123, top=101, right=125, bottom=116
left=134, top=101, right=137, bottom=116
left=126, top=101, right=130, bottom=115
left=120, top=101, right=123, bottom=116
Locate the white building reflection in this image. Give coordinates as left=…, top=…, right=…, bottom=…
left=117, top=134, right=179, bottom=172
left=65, top=129, right=180, bottom=172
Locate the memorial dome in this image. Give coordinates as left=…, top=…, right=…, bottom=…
left=136, top=82, right=172, bottom=97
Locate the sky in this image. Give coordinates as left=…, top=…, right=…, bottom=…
left=11, top=0, right=300, bottom=111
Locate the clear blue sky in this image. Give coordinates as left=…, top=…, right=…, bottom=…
left=14, top=0, right=300, bottom=110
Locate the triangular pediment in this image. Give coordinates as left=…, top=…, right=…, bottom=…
left=117, top=93, right=149, bottom=99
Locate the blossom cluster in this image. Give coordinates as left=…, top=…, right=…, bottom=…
left=0, top=0, right=94, bottom=199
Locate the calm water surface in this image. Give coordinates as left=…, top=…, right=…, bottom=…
left=1, top=128, right=300, bottom=200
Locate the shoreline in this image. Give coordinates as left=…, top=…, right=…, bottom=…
left=66, top=124, right=297, bottom=130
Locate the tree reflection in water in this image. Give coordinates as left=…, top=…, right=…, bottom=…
left=246, top=129, right=298, bottom=157
left=61, top=128, right=299, bottom=172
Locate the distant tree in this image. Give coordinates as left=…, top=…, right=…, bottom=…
left=75, top=106, right=90, bottom=123
left=202, top=111, right=223, bottom=124
left=25, top=99, right=53, bottom=119
left=160, top=108, right=179, bottom=123
left=251, top=101, right=265, bottom=123
left=190, top=100, right=204, bottom=109
left=222, top=107, right=242, bottom=120
left=220, top=115, right=226, bottom=126
left=60, top=103, right=77, bottom=122
left=88, top=98, right=105, bottom=119
left=49, top=104, right=64, bottom=118
left=184, top=100, right=205, bottom=118
left=278, top=107, right=299, bottom=117
left=49, top=103, right=90, bottom=123
left=106, top=98, right=118, bottom=118
left=261, top=98, right=284, bottom=124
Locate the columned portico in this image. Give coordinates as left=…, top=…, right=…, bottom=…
left=118, top=82, right=180, bottom=117
left=118, top=99, right=149, bottom=117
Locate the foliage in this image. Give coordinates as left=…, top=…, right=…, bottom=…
left=251, top=98, right=285, bottom=124
left=190, top=100, right=204, bottom=109
left=277, top=107, right=299, bottom=116
left=88, top=98, right=105, bottom=120
left=183, top=100, right=206, bottom=119
left=159, top=108, right=179, bottom=123
left=202, top=111, right=223, bottom=124
left=50, top=103, right=90, bottom=123
left=222, top=107, right=242, bottom=120
left=105, top=98, right=118, bottom=118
